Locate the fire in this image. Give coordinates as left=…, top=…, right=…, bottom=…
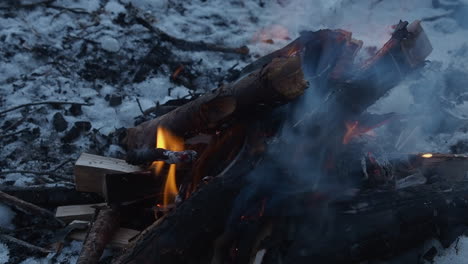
left=421, top=153, right=433, bottom=158
left=343, top=121, right=360, bottom=144
left=342, top=117, right=393, bottom=145
left=153, top=127, right=184, bottom=207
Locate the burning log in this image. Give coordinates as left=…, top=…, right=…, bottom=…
left=77, top=207, right=120, bottom=264
left=123, top=52, right=309, bottom=150
left=112, top=21, right=434, bottom=264
left=125, top=148, right=198, bottom=165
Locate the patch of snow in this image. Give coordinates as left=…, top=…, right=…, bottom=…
left=105, top=1, right=126, bottom=16
left=434, top=236, right=468, bottom=264
left=0, top=203, right=16, bottom=230
left=0, top=243, right=9, bottom=264
left=99, top=36, right=121, bottom=53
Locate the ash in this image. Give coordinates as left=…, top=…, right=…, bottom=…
left=1, top=0, right=468, bottom=263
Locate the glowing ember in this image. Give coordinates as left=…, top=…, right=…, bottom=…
left=343, top=121, right=359, bottom=144
left=152, top=127, right=184, bottom=207
left=171, top=65, right=184, bottom=80
left=342, top=117, right=393, bottom=145
left=421, top=153, right=433, bottom=158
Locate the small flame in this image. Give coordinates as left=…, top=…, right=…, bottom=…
left=153, top=127, right=184, bottom=207
left=421, top=153, right=433, bottom=158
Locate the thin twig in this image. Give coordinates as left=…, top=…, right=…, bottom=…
left=136, top=98, right=146, bottom=115
left=421, top=11, right=454, bottom=22
left=48, top=4, right=90, bottom=14
left=0, top=101, right=92, bottom=116
left=0, top=128, right=28, bottom=139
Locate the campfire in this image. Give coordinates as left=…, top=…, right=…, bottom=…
left=6, top=18, right=468, bottom=264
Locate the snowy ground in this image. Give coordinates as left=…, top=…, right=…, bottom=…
left=1, top=0, right=468, bottom=263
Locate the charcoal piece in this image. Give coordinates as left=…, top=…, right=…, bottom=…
left=62, top=122, right=92, bottom=142
left=69, top=104, right=83, bottom=116
left=52, top=112, right=68, bottom=132
left=109, top=94, right=123, bottom=106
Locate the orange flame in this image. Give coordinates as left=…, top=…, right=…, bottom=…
left=152, top=127, right=184, bottom=207
left=421, top=153, right=433, bottom=158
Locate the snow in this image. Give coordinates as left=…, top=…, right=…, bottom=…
left=0, top=203, right=16, bottom=230
left=434, top=236, right=468, bottom=264
left=0, top=243, right=9, bottom=264
left=99, top=36, right=120, bottom=53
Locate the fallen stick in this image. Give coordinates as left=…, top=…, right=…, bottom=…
left=0, top=191, right=64, bottom=228
left=0, top=101, right=92, bottom=116
left=77, top=208, right=120, bottom=264
left=0, top=186, right=103, bottom=207
left=0, top=234, right=51, bottom=258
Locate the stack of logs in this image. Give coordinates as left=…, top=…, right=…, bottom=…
left=7, top=20, right=468, bottom=264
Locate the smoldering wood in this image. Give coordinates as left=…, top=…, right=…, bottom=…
left=113, top=128, right=262, bottom=264
left=123, top=53, right=308, bottom=150
left=0, top=186, right=103, bottom=207
left=0, top=190, right=64, bottom=228
left=77, top=207, right=120, bottom=264
left=272, top=180, right=468, bottom=264
left=125, top=148, right=198, bottom=165
left=113, top=21, right=434, bottom=264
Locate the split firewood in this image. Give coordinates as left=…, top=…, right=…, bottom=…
left=0, top=190, right=64, bottom=228
left=77, top=207, right=120, bottom=264
left=55, top=203, right=106, bottom=223
left=74, top=153, right=143, bottom=193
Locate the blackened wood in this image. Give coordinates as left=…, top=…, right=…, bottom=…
left=113, top=129, right=262, bottom=264
left=279, top=181, right=468, bottom=263
left=77, top=208, right=120, bottom=264
left=0, top=190, right=64, bottom=228
left=0, top=186, right=103, bottom=207
left=103, top=171, right=161, bottom=204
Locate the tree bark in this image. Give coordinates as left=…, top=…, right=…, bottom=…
left=77, top=208, right=120, bottom=264
left=0, top=190, right=64, bottom=228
